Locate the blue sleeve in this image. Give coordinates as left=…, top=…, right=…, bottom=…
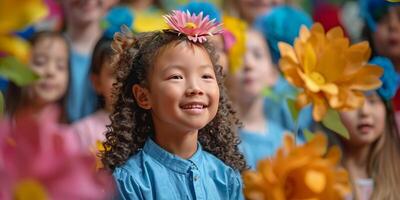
left=229, top=170, right=244, bottom=200
left=113, top=168, right=143, bottom=200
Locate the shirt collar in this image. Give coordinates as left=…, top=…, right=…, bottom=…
left=143, top=138, right=203, bottom=173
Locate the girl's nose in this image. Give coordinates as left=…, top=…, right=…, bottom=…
left=359, top=100, right=372, bottom=117
left=185, top=87, right=204, bottom=96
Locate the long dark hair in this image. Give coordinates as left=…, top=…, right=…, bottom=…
left=101, top=30, right=247, bottom=171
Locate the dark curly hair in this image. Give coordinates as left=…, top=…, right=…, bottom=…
left=101, top=28, right=247, bottom=172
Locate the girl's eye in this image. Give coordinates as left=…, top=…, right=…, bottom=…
left=168, top=75, right=183, bottom=80
left=32, top=56, right=47, bottom=67
left=202, top=74, right=214, bottom=79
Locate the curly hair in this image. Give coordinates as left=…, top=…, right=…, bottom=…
left=101, top=28, right=247, bottom=172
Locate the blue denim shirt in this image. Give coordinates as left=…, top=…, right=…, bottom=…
left=239, top=120, right=286, bottom=169
left=113, top=138, right=244, bottom=200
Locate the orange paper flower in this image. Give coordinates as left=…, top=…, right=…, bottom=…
left=278, top=23, right=383, bottom=121
left=242, top=133, right=351, bottom=200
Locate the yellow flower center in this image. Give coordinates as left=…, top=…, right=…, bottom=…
left=185, top=22, right=197, bottom=29
left=14, top=179, right=48, bottom=200
left=310, top=72, right=326, bottom=85
left=305, top=170, right=326, bottom=193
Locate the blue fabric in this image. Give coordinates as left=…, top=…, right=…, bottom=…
left=370, top=56, right=400, bottom=100
left=264, top=95, right=313, bottom=135
left=239, top=120, right=286, bottom=169
left=103, top=6, right=134, bottom=39
left=66, top=50, right=98, bottom=122
left=254, top=5, right=313, bottom=64
left=113, top=138, right=244, bottom=200
left=179, top=2, right=222, bottom=22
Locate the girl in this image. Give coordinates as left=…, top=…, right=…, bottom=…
left=361, top=1, right=400, bottom=112
left=101, top=11, right=246, bottom=199
left=72, top=37, right=114, bottom=149
left=334, top=57, right=400, bottom=200
left=227, top=29, right=289, bottom=169
left=5, top=31, right=70, bottom=122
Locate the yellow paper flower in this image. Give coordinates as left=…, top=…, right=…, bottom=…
left=0, top=0, right=48, bottom=34
left=278, top=23, right=383, bottom=121
left=223, top=15, right=247, bottom=74
left=0, top=35, right=30, bottom=63
left=243, top=133, right=351, bottom=200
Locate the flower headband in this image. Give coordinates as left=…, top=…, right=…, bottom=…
left=163, top=10, right=223, bottom=43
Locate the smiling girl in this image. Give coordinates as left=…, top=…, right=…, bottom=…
left=101, top=11, right=246, bottom=200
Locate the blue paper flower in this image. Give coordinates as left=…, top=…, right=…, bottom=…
left=102, top=6, right=134, bottom=39
left=179, top=1, right=222, bottom=23
left=254, top=5, right=313, bottom=64
left=370, top=56, right=400, bottom=100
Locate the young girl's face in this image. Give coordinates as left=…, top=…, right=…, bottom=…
left=92, top=58, right=116, bottom=112
left=236, top=0, right=284, bottom=23
left=142, top=42, right=220, bottom=132
left=339, top=92, right=386, bottom=147
left=230, top=30, right=277, bottom=101
left=29, top=37, right=69, bottom=105
left=373, top=6, right=400, bottom=63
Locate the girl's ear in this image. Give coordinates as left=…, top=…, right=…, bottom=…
left=132, top=84, right=152, bottom=109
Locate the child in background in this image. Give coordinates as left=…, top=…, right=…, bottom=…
left=254, top=5, right=314, bottom=132
left=102, top=11, right=246, bottom=199
left=227, top=29, right=288, bottom=169
left=5, top=31, right=70, bottom=122
left=72, top=37, right=114, bottom=149
left=360, top=1, right=400, bottom=112
left=72, top=5, right=134, bottom=150
left=224, top=0, right=285, bottom=24
left=60, top=0, right=105, bottom=122
left=334, top=57, right=400, bottom=200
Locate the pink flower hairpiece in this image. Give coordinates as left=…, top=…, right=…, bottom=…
left=163, top=10, right=223, bottom=43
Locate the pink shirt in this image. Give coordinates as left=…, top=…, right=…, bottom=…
left=72, top=110, right=110, bottom=150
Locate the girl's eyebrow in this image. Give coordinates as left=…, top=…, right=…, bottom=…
left=162, top=64, right=213, bottom=73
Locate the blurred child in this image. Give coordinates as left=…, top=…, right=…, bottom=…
left=227, top=29, right=289, bottom=169
left=72, top=5, right=134, bottom=150
left=335, top=57, right=400, bottom=200
left=6, top=31, right=70, bottom=122
left=101, top=11, right=246, bottom=199
left=360, top=1, right=400, bottom=112
left=61, top=0, right=105, bottom=122
left=72, top=37, right=114, bottom=149
left=254, top=5, right=314, bottom=132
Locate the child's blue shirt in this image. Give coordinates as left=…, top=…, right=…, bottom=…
left=113, top=138, right=244, bottom=200
left=66, top=50, right=98, bottom=122
left=239, top=120, right=286, bottom=170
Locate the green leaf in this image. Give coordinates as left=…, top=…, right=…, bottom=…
left=322, top=109, right=350, bottom=139
left=286, top=98, right=299, bottom=123
left=303, top=129, right=314, bottom=142
left=0, top=91, right=3, bottom=117
left=262, top=87, right=280, bottom=102
left=0, top=57, right=39, bottom=86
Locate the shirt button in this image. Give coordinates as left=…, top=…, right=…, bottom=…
left=193, top=175, right=199, bottom=181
